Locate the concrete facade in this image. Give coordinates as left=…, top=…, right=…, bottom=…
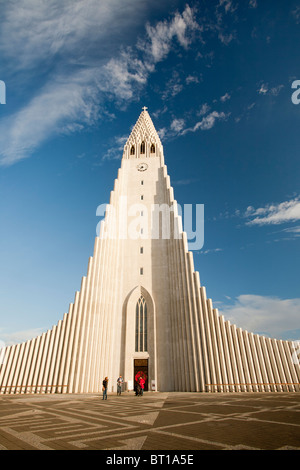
left=0, top=109, right=299, bottom=394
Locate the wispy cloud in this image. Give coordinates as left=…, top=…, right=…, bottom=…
left=0, top=327, right=46, bottom=347
left=291, top=6, right=300, bottom=24
left=102, top=134, right=128, bottom=161
left=200, top=247, right=223, bottom=254
left=181, top=110, right=230, bottom=134
left=220, top=92, right=231, bottom=102
left=245, top=197, right=300, bottom=225
left=141, top=4, right=201, bottom=63
left=249, top=0, right=258, bottom=8
left=170, top=118, right=186, bottom=133
left=0, top=68, right=103, bottom=165
left=0, top=0, right=145, bottom=71
left=257, top=82, right=284, bottom=96
left=219, top=294, right=300, bottom=340
left=0, top=3, right=200, bottom=166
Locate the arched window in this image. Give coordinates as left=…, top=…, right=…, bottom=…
left=140, top=141, right=145, bottom=154
left=135, top=296, right=147, bottom=352
left=150, top=143, right=155, bottom=153
left=130, top=145, right=135, bottom=155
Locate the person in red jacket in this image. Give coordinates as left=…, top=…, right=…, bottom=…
left=139, top=377, right=145, bottom=395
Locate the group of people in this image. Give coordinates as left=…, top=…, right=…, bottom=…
left=101, top=375, right=146, bottom=399
left=102, top=375, right=124, bottom=399
left=135, top=376, right=145, bottom=396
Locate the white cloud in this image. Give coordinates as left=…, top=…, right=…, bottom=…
left=198, top=103, right=210, bottom=116
left=281, top=225, right=300, bottom=236
left=292, top=6, right=300, bottom=24
left=185, top=75, right=200, bottom=84
left=0, top=68, right=102, bottom=165
left=161, top=72, right=184, bottom=100
left=258, top=83, right=268, bottom=94
left=170, top=118, right=185, bottom=133
left=257, top=82, right=284, bottom=96
left=249, top=0, right=258, bottom=8
left=219, top=295, right=300, bottom=340
left=245, top=197, right=300, bottom=225
left=217, top=0, right=237, bottom=15
left=102, top=134, right=128, bottom=161
left=200, top=248, right=223, bottom=254
left=220, top=92, right=231, bottom=102
left=0, top=328, right=46, bottom=347
left=218, top=31, right=235, bottom=45
left=270, top=84, right=284, bottom=96
left=198, top=111, right=228, bottom=130
left=142, top=5, right=200, bottom=63
left=0, top=0, right=146, bottom=71
left=179, top=110, right=230, bottom=135
left=0, top=4, right=200, bottom=166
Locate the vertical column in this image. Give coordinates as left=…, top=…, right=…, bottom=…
left=21, top=339, right=36, bottom=393
left=207, top=300, right=223, bottom=392
left=213, top=311, right=229, bottom=392
left=231, top=325, right=246, bottom=391
left=48, top=320, right=62, bottom=393
left=259, top=336, right=276, bottom=391
left=277, top=340, right=295, bottom=392
left=220, top=318, right=235, bottom=392
left=200, top=287, right=217, bottom=392
left=6, top=344, right=21, bottom=393
left=243, top=331, right=259, bottom=391
left=265, top=337, right=282, bottom=392
left=271, top=339, right=288, bottom=391
left=253, top=334, right=270, bottom=392
left=42, top=325, right=57, bottom=392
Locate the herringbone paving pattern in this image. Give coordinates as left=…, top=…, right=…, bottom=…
left=0, top=392, right=299, bottom=450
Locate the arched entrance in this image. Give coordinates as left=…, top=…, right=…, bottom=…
left=122, top=286, right=157, bottom=392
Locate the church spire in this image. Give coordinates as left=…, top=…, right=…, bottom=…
left=122, top=107, right=163, bottom=161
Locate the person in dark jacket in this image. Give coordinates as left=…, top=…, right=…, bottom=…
left=102, top=377, right=108, bottom=400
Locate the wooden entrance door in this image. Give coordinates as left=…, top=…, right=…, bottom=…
left=134, top=359, right=148, bottom=391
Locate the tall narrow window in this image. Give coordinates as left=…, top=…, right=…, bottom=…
left=135, top=296, right=147, bottom=352
left=130, top=145, right=135, bottom=155
left=150, top=143, right=155, bottom=153
left=140, top=141, right=145, bottom=154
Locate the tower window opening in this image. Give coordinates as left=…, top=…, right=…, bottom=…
left=141, top=195, right=144, bottom=200
left=140, top=141, right=145, bottom=154
left=150, top=143, right=155, bottom=153
left=141, top=180, right=144, bottom=185
left=140, top=247, right=143, bottom=254
left=135, top=296, right=147, bottom=352
left=130, top=145, right=135, bottom=155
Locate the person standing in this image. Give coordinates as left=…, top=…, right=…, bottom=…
left=102, top=377, right=108, bottom=400
left=139, top=376, right=145, bottom=396
left=117, top=375, right=123, bottom=395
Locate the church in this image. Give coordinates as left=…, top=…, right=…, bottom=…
left=0, top=108, right=299, bottom=394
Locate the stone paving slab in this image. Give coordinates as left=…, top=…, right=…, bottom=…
left=0, top=392, right=299, bottom=452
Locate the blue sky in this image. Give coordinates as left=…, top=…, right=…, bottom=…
left=0, top=0, right=299, bottom=345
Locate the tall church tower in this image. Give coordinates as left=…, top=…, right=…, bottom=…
left=0, top=109, right=299, bottom=394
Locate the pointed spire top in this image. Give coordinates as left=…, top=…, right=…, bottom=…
left=122, top=107, right=163, bottom=162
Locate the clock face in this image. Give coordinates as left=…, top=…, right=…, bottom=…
left=137, top=163, right=148, bottom=171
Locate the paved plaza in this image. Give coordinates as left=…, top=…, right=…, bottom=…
left=0, top=391, right=299, bottom=451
